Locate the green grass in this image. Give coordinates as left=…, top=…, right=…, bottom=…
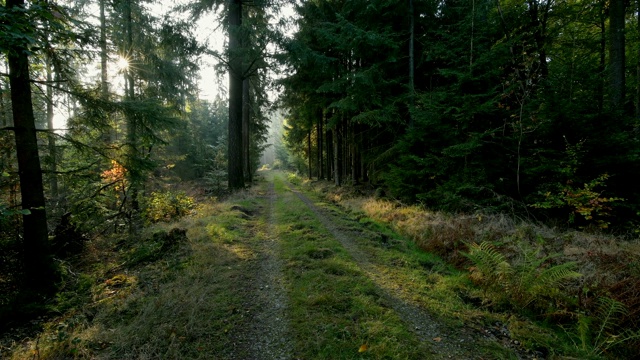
left=272, top=173, right=430, bottom=359
left=3, top=190, right=268, bottom=360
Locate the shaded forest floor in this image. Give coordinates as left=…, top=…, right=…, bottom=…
left=2, top=170, right=640, bottom=359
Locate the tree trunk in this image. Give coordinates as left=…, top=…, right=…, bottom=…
left=326, top=127, right=333, bottom=181
left=308, top=129, right=312, bottom=179
left=242, top=77, right=250, bottom=182
left=100, top=0, right=112, bottom=144
left=228, top=0, right=245, bottom=190
left=526, top=0, right=549, bottom=79
left=7, top=0, right=56, bottom=293
left=334, top=125, right=342, bottom=186
left=609, top=0, right=626, bottom=112
left=317, top=109, right=323, bottom=180
left=46, top=60, right=58, bottom=199
left=409, top=0, right=415, bottom=127
left=124, top=0, right=139, bottom=213
left=100, top=0, right=108, bottom=99
left=637, top=0, right=640, bottom=117
left=598, top=2, right=606, bottom=112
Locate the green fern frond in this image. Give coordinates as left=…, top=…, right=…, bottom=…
left=577, top=314, right=592, bottom=351
left=535, top=261, right=582, bottom=288
left=464, top=241, right=511, bottom=281
left=594, top=297, right=627, bottom=348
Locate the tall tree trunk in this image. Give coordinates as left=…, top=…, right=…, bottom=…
left=7, top=0, right=56, bottom=293
left=598, top=2, right=606, bottom=112
left=637, top=0, right=640, bottom=117
left=317, top=109, right=323, bottom=180
left=469, top=0, right=474, bottom=70
left=124, top=0, right=139, bottom=213
left=609, top=0, right=626, bottom=112
left=408, top=0, right=415, bottom=127
left=46, top=60, right=58, bottom=199
left=342, top=120, right=347, bottom=182
left=526, top=0, right=549, bottom=79
left=100, top=0, right=112, bottom=143
left=242, top=77, right=250, bottom=182
left=100, top=0, right=108, bottom=99
left=228, top=0, right=245, bottom=190
left=308, top=129, right=312, bottom=179
left=350, top=123, right=358, bottom=184
left=334, top=128, right=341, bottom=186
left=326, top=127, right=333, bottom=181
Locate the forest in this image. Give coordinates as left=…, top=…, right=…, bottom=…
left=1, top=0, right=640, bottom=358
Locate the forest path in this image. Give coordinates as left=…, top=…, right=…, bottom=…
left=240, top=180, right=293, bottom=359
left=256, top=170, right=531, bottom=359
left=2, top=170, right=532, bottom=359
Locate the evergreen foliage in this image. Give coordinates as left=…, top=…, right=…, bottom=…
left=280, top=0, right=640, bottom=229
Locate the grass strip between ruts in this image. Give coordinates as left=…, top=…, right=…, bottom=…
left=272, top=173, right=430, bottom=359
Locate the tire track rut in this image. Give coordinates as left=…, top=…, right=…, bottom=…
left=243, top=182, right=293, bottom=359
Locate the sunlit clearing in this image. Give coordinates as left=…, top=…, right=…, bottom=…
left=116, top=56, right=129, bottom=71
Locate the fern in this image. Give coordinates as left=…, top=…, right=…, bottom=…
left=571, top=297, right=640, bottom=357
left=465, top=241, right=581, bottom=310
left=576, top=314, right=592, bottom=352
left=463, top=241, right=512, bottom=304
left=464, top=241, right=511, bottom=283
left=593, top=297, right=627, bottom=351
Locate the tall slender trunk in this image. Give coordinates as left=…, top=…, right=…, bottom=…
left=307, top=130, right=312, bottom=179
left=46, top=60, right=58, bottom=199
left=100, top=0, right=112, bottom=144
left=408, top=0, right=415, bottom=127
left=469, top=0, right=474, bottom=70
left=334, top=126, right=342, bottom=186
left=242, top=78, right=250, bottom=182
left=351, top=123, right=358, bottom=184
left=228, top=0, right=245, bottom=190
left=609, top=0, right=626, bottom=112
left=598, top=2, right=606, bottom=113
left=317, top=109, right=323, bottom=180
left=100, top=0, right=108, bottom=98
left=124, top=0, right=139, bottom=212
left=7, top=0, right=56, bottom=293
left=326, top=127, right=333, bottom=181
left=527, top=0, right=549, bottom=79
left=636, top=0, right=640, bottom=117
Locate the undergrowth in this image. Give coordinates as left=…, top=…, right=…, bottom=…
left=304, top=178, right=640, bottom=358
left=1, top=189, right=262, bottom=359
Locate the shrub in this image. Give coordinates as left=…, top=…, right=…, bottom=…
left=143, top=191, right=195, bottom=224
left=287, top=172, right=302, bottom=185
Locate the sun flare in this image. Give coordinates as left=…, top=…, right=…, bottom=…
left=116, top=56, right=129, bottom=71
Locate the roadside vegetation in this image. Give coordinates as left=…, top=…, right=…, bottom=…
left=1, top=182, right=266, bottom=359
left=291, top=172, right=640, bottom=359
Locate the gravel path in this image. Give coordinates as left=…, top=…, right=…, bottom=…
left=237, top=182, right=294, bottom=360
